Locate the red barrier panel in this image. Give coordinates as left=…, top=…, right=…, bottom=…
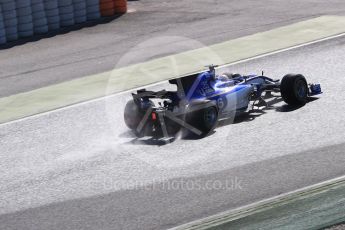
left=99, top=0, right=115, bottom=16
left=113, top=0, right=127, bottom=14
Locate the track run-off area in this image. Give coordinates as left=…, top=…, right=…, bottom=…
left=0, top=32, right=345, bottom=229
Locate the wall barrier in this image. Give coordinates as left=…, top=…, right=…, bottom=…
left=32, top=0, right=48, bottom=34
left=1, top=0, right=18, bottom=41
left=16, top=0, right=34, bottom=37
left=0, top=4, right=7, bottom=44
left=0, top=0, right=127, bottom=45
left=44, top=0, right=60, bottom=31
left=73, top=0, right=87, bottom=24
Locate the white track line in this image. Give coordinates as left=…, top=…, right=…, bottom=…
left=1, top=32, right=345, bottom=127
left=169, top=174, right=345, bottom=230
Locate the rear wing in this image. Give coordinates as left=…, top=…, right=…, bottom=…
left=168, top=73, right=200, bottom=93
left=132, top=89, right=170, bottom=100
left=133, top=72, right=202, bottom=101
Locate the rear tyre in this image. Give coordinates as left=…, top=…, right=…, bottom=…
left=185, top=105, right=218, bottom=138
left=280, top=74, right=308, bottom=106
left=124, top=99, right=144, bottom=130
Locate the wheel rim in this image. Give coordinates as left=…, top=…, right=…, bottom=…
left=203, top=107, right=217, bottom=129
left=296, top=80, right=307, bottom=99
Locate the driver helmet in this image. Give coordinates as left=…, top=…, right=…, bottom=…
left=222, top=73, right=242, bottom=79
left=216, top=74, right=230, bottom=81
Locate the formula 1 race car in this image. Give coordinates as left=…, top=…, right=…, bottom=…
left=124, top=65, right=322, bottom=139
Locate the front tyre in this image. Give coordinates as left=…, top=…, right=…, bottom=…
left=280, top=74, right=308, bottom=106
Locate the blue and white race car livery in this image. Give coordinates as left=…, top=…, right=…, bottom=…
left=124, top=65, right=322, bottom=139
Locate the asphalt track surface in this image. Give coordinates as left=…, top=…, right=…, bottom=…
left=1, top=0, right=345, bottom=97
left=1, top=36, right=345, bottom=230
